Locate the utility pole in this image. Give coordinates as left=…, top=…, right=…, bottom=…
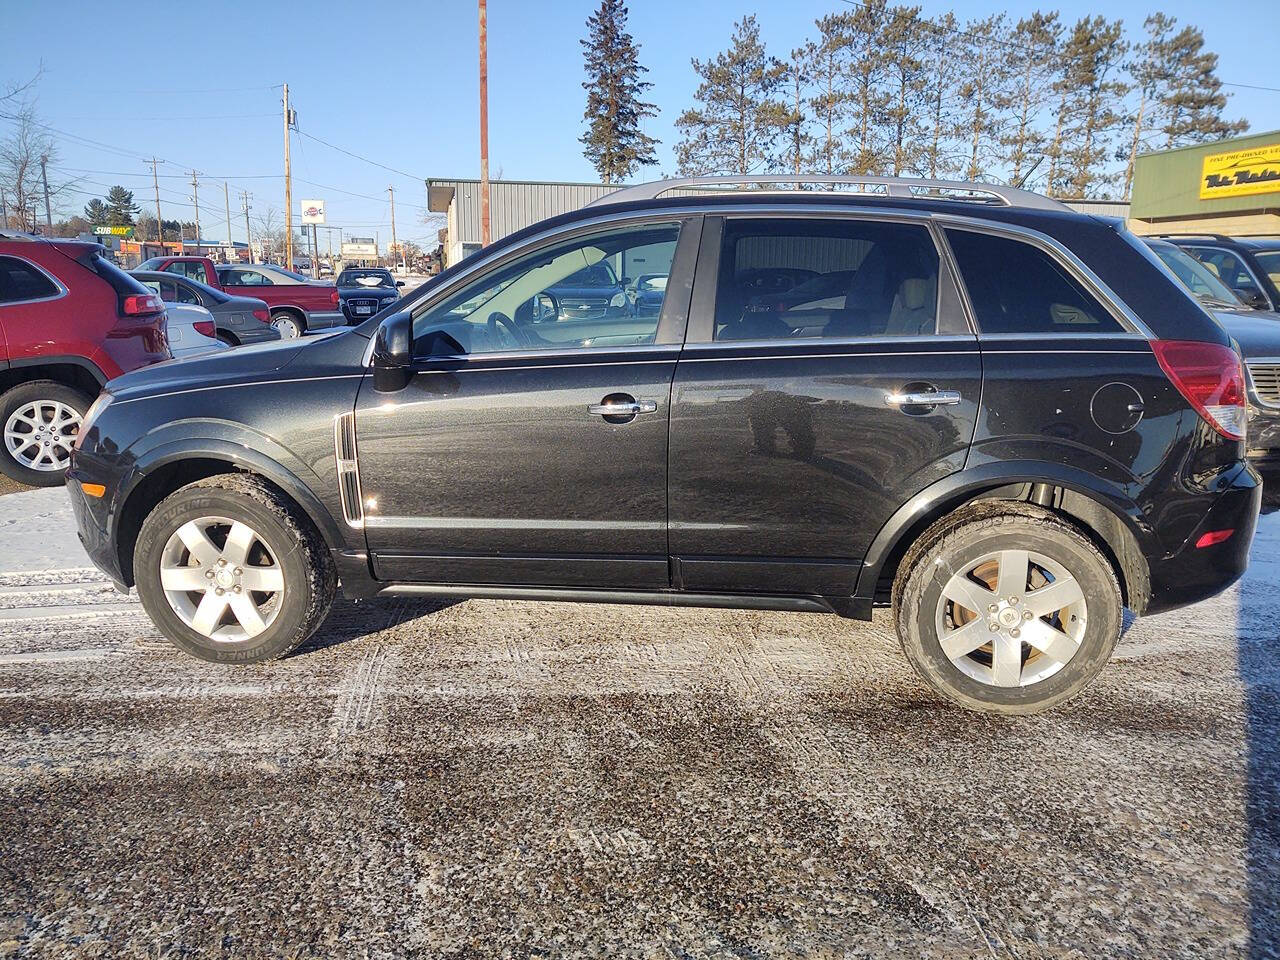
left=389, top=185, right=405, bottom=272
left=283, top=83, right=293, bottom=272
left=478, top=0, right=490, bottom=247
left=149, top=158, right=164, bottom=250
left=241, top=191, right=254, bottom=264
left=0, top=189, right=8, bottom=230
left=224, top=181, right=232, bottom=261
left=189, top=170, right=201, bottom=255
left=39, top=154, right=52, bottom=230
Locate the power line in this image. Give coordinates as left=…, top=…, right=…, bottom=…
left=295, top=128, right=427, bottom=183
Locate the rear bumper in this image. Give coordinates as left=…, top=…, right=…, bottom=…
left=1144, top=463, right=1262, bottom=616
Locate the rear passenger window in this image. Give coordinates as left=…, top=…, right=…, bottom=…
left=0, top=256, right=60, bottom=303
left=946, top=230, right=1122, bottom=335
left=714, top=219, right=940, bottom=340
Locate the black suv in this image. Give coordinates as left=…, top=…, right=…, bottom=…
left=66, top=176, right=1261, bottom=714
left=1156, top=234, right=1280, bottom=313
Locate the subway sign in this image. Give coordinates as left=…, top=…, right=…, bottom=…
left=92, top=225, right=134, bottom=237
left=1200, top=142, right=1280, bottom=200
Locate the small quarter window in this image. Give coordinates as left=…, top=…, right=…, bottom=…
left=946, top=229, right=1123, bottom=335
left=0, top=256, right=59, bottom=303
left=712, top=219, right=940, bottom=341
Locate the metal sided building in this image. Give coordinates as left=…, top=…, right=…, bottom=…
left=427, top=177, right=1133, bottom=268
left=1129, top=130, right=1280, bottom=236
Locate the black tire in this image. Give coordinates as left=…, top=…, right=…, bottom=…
left=0, top=380, right=94, bottom=487
left=133, top=474, right=336, bottom=663
left=892, top=502, right=1122, bottom=715
left=216, top=331, right=240, bottom=347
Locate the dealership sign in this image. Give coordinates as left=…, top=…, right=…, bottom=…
left=93, top=225, right=134, bottom=237
left=1200, top=143, right=1280, bottom=200
left=300, top=199, right=326, bottom=224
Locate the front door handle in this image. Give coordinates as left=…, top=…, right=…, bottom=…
left=588, top=400, right=658, bottom=416
left=884, top=390, right=962, bottom=407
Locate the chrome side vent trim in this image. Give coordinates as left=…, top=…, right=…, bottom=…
left=334, top=412, right=364, bottom=529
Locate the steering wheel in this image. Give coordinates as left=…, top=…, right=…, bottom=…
left=486, top=311, right=528, bottom=349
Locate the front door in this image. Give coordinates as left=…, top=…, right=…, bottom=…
left=356, top=218, right=697, bottom=588
left=668, top=214, right=982, bottom=597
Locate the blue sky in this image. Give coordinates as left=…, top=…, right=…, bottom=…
left=3, top=0, right=1276, bottom=248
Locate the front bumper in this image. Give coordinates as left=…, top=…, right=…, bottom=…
left=66, top=469, right=128, bottom=591
left=1144, top=462, right=1262, bottom=615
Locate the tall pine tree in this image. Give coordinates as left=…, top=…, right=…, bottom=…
left=579, top=0, right=659, bottom=184
left=955, top=14, right=1011, bottom=182
left=1157, top=23, right=1247, bottom=148
left=880, top=5, right=929, bottom=177
left=1001, top=11, right=1061, bottom=189
left=1053, top=17, right=1129, bottom=198
left=104, top=186, right=138, bottom=226
left=675, top=16, right=788, bottom=176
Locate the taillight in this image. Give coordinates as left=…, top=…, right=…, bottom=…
left=1151, top=340, right=1246, bottom=441
left=252, top=308, right=269, bottom=323
left=193, top=320, right=216, bottom=338
left=330, top=289, right=340, bottom=307
left=122, top=293, right=163, bottom=316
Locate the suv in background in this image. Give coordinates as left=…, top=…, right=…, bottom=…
left=1, top=231, right=169, bottom=486
left=336, top=267, right=404, bottom=323
left=68, top=177, right=1261, bottom=714
left=1157, top=234, right=1280, bottom=313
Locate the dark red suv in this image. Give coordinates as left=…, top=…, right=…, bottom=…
left=0, top=231, right=170, bottom=486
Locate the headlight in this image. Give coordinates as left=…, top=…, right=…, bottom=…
left=610, top=292, right=626, bottom=308
left=75, top=391, right=113, bottom=450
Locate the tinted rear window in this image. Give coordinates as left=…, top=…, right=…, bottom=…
left=0, top=255, right=60, bottom=302
left=946, top=229, right=1123, bottom=335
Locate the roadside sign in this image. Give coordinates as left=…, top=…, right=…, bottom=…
left=93, top=225, right=135, bottom=237
left=300, top=199, right=326, bottom=224
left=1200, top=142, right=1280, bottom=201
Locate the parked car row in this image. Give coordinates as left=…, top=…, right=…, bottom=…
left=63, top=175, right=1269, bottom=717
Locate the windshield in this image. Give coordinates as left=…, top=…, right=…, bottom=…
left=273, top=267, right=312, bottom=282
left=1151, top=243, right=1243, bottom=307
left=1256, top=251, right=1280, bottom=289
left=338, top=269, right=393, bottom=286
left=137, top=257, right=166, bottom=270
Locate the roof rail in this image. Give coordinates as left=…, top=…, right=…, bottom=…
left=586, top=175, right=1069, bottom=212
left=1149, top=232, right=1235, bottom=243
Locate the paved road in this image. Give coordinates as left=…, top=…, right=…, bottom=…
left=0, top=485, right=1277, bottom=958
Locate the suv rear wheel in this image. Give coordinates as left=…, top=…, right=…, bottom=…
left=0, top=380, right=93, bottom=487
left=893, top=503, right=1121, bottom=715
left=133, top=475, right=336, bottom=663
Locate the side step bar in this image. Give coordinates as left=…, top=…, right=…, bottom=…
left=378, top=582, right=870, bottom=618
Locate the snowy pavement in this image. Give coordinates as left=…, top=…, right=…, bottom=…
left=0, top=483, right=1277, bottom=957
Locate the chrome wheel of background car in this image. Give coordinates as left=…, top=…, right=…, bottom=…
left=159, top=516, right=285, bottom=642
left=272, top=315, right=302, bottom=338
left=934, top=549, right=1087, bottom=688
left=3, top=400, right=82, bottom=472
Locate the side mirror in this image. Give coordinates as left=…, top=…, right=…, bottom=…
left=372, top=311, right=412, bottom=392
left=396, top=280, right=405, bottom=287
left=531, top=291, right=558, bottom=322
left=1242, top=287, right=1270, bottom=310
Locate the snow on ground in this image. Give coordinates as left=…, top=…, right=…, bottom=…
left=0, top=483, right=1277, bottom=956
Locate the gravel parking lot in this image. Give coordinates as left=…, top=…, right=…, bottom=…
left=0, top=482, right=1277, bottom=958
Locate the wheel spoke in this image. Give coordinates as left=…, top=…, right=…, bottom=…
left=941, top=572, right=998, bottom=617
left=228, top=594, right=267, bottom=637
left=176, top=521, right=221, bottom=566
left=222, top=522, right=257, bottom=566
left=239, top=565, right=284, bottom=592
left=996, top=549, right=1029, bottom=599
left=1024, top=575, right=1085, bottom=617
left=1022, top=619, right=1080, bottom=665
left=991, top=634, right=1023, bottom=687
left=160, top=564, right=209, bottom=592
left=190, top=591, right=228, bottom=635
left=939, top=617, right=992, bottom=660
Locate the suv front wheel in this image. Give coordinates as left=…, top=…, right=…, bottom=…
left=893, top=503, right=1122, bottom=715
left=134, top=475, right=336, bottom=663
left=0, top=380, right=93, bottom=487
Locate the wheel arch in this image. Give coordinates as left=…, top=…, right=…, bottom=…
left=0, top=356, right=106, bottom=397
left=859, top=461, right=1154, bottom=614
left=113, top=439, right=346, bottom=587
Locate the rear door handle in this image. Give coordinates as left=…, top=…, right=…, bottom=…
left=884, top=390, right=962, bottom=406
left=588, top=400, right=658, bottom=416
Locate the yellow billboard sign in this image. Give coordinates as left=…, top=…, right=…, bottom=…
left=1200, top=143, right=1280, bottom=200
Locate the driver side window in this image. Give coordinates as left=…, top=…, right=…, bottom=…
left=411, top=222, right=682, bottom=356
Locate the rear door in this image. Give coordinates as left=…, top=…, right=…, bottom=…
left=667, top=213, right=982, bottom=597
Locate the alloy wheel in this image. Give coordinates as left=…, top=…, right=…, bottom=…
left=159, top=516, right=285, bottom=642
left=934, top=548, right=1087, bottom=688
left=3, top=400, right=82, bottom=472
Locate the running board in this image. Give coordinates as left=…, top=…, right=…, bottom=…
left=377, top=582, right=849, bottom=615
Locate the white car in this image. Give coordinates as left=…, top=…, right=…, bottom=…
left=163, top=302, right=229, bottom=359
